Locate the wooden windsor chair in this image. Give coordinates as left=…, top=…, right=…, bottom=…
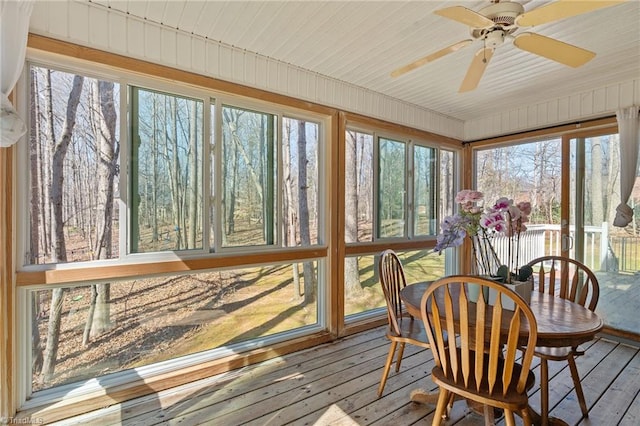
left=420, top=275, right=538, bottom=425
left=527, top=255, right=600, bottom=424
left=377, top=249, right=431, bottom=397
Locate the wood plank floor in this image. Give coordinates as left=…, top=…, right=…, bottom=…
left=54, top=327, right=640, bottom=426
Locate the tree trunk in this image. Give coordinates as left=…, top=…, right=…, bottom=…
left=29, top=68, right=41, bottom=264
left=31, top=295, right=43, bottom=375
left=607, top=135, right=621, bottom=226
left=84, top=80, right=116, bottom=343
left=283, top=121, right=301, bottom=298
left=227, top=141, right=238, bottom=235
left=591, top=137, right=604, bottom=225
left=151, top=96, right=159, bottom=243
left=43, top=70, right=55, bottom=258
left=297, top=121, right=316, bottom=303
left=164, top=98, right=183, bottom=249
left=40, top=74, right=84, bottom=383
left=344, top=131, right=362, bottom=295
left=187, top=101, right=198, bottom=248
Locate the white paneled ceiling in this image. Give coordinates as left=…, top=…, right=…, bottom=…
left=84, top=0, right=639, bottom=122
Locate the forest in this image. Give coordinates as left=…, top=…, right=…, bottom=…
left=27, top=66, right=323, bottom=390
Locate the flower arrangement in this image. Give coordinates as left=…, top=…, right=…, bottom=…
left=434, top=189, right=533, bottom=284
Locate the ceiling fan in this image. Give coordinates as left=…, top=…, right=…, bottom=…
left=391, top=0, right=626, bottom=92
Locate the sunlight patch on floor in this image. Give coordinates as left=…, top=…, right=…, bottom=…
left=314, top=404, right=360, bottom=425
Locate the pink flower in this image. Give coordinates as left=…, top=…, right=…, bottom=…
left=480, top=211, right=505, bottom=230
left=493, top=197, right=511, bottom=210
left=455, top=189, right=483, bottom=205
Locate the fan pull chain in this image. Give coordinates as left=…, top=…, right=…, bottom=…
left=483, top=39, right=488, bottom=64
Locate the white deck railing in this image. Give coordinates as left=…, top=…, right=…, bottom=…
left=489, top=223, right=611, bottom=272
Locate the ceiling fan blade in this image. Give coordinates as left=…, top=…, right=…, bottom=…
left=514, top=32, right=596, bottom=67
left=391, top=40, right=474, bottom=78
left=459, top=48, right=494, bottom=93
left=434, top=6, right=495, bottom=29
left=516, top=0, right=627, bottom=27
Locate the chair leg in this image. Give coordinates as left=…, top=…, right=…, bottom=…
left=540, top=358, right=549, bottom=426
left=445, top=393, right=456, bottom=419
left=520, top=407, right=533, bottom=426
left=432, top=389, right=449, bottom=426
left=567, top=354, right=589, bottom=418
left=377, top=341, right=397, bottom=397
left=395, top=342, right=406, bottom=372
left=503, top=409, right=516, bottom=426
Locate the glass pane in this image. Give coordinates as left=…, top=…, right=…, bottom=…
left=209, top=101, right=216, bottom=249
left=31, top=263, right=319, bottom=392
left=439, top=149, right=456, bottom=219
left=575, top=134, right=640, bottom=335
left=344, top=250, right=445, bottom=317
left=475, top=140, right=563, bottom=268
left=283, top=117, right=319, bottom=246
left=28, top=66, right=120, bottom=264
left=221, top=105, right=276, bottom=247
left=413, top=145, right=437, bottom=236
left=344, top=130, right=373, bottom=243
left=131, top=87, right=203, bottom=253
left=378, top=137, right=406, bottom=238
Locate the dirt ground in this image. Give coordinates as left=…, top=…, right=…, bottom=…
left=33, top=264, right=320, bottom=392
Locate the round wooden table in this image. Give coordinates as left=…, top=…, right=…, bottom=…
left=400, top=281, right=604, bottom=426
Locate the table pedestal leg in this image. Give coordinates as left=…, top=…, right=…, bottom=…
left=526, top=407, right=569, bottom=426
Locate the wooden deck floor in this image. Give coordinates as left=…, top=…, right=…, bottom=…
left=56, top=327, right=640, bottom=426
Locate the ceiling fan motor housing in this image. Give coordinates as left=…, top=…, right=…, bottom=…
left=480, top=1, right=525, bottom=26
left=471, top=1, right=525, bottom=41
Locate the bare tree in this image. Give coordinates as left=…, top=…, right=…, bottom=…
left=590, top=137, right=604, bottom=225
left=41, top=74, right=84, bottom=383
left=344, top=131, right=362, bottom=295
left=283, top=120, right=302, bottom=297
left=297, top=121, right=316, bottom=303
left=187, top=101, right=199, bottom=248
left=83, top=80, right=117, bottom=345
left=606, top=135, right=621, bottom=226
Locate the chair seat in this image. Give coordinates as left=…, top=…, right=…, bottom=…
left=534, top=345, right=583, bottom=361
left=386, top=317, right=430, bottom=348
left=432, top=350, right=535, bottom=409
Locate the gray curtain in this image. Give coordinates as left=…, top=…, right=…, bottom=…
left=1, top=0, right=34, bottom=147
left=613, top=106, right=640, bottom=227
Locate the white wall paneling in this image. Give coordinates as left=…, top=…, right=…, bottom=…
left=28, top=0, right=464, bottom=139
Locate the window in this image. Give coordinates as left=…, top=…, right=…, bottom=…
left=344, top=129, right=440, bottom=242
left=27, top=65, right=121, bottom=264
left=413, top=145, right=437, bottom=236
left=130, top=87, right=203, bottom=253
left=282, top=117, right=320, bottom=247
left=345, top=130, right=374, bottom=242
left=29, top=262, right=321, bottom=391
left=220, top=105, right=276, bottom=247
left=344, top=127, right=452, bottom=319
left=22, top=63, right=327, bottom=399
left=378, top=137, right=406, bottom=238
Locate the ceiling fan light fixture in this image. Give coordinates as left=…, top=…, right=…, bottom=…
left=485, top=30, right=505, bottom=48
